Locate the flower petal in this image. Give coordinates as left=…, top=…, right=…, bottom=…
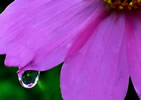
left=127, top=15, right=141, bottom=98
left=0, top=0, right=102, bottom=76
left=61, top=14, right=129, bottom=100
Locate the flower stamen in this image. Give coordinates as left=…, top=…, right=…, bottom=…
left=104, top=0, right=141, bottom=11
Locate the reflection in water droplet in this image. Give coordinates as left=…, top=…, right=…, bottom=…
left=18, top=71, right=40, bottom=88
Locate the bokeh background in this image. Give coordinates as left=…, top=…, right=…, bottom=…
left=0, top=0, right=140, bottom=100
left=0, top=55, right=62, bottom=100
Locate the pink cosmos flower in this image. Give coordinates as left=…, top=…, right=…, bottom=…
left=0, top=0, right=141, bottom=99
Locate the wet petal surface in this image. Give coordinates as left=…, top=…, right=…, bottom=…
left=0, top=0, right=100, bottom=76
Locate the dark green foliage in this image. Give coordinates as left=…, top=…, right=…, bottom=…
left=0, top=55, right=63, bottom=100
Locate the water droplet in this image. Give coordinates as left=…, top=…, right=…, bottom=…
left=18, top=70, right=40, bottom=88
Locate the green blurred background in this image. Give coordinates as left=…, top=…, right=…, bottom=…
left=0, top=55, right=62, bottom=100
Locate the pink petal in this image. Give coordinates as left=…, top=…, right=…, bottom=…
left=0, top=0, right=101, bottom=76
left=127, top=14, right=141, bottom=98
left=61, top=13, right=129, bottom=100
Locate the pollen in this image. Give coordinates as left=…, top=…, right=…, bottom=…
left=104, top=0, right=141, bottom=11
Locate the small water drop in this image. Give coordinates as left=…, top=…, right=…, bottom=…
left=18, top=70, right=40, bottom=88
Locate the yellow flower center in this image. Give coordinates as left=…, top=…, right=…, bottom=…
left=104, top=0, right=141, bottom=11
